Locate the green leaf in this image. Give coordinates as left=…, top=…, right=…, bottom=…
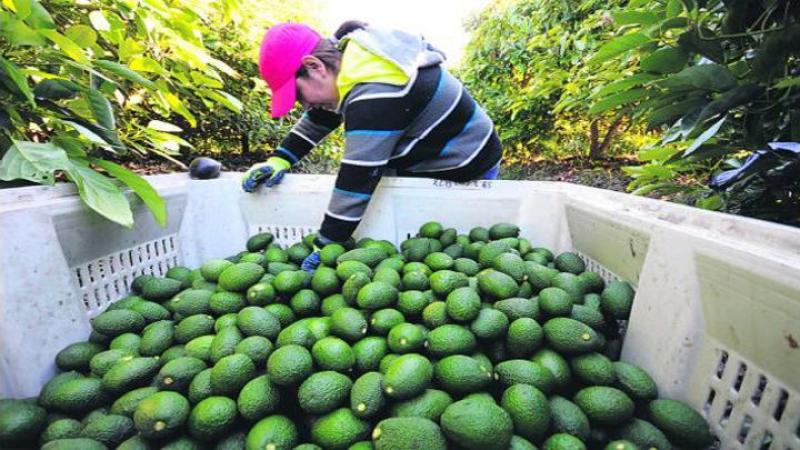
left=144, top=128, right=193, bottom=153
left=640, top=47, right=689, bottom=74
left=657, top=16, right=689, bottom=33
left=695, top=194, right=724, bottom=210
left=64, top=160, right=134, bottom=228
left=683, top=116, right=726, bottom=156
left=0, top=56, right=34, bottom=106
left=666, top=0, right=683, bottom=18
left=12, top=0, right=32, bottom=19
left=88, top=10, right=110, bottom=31
left=677, top=29, right=724, bottom=63
left=39, top=29, right=89, bottom=64
left=94, top=60, right=155, bottom=89
left=201, top=89, right=243, bottom=113
left=661, top=64, right=737, bottom=92
left=65, top=25, right=97, bottom=49
left=639, top=144, right=682, bottom=161
left=52, top=135, right=87, bottom=158
left=163, top=92, right=197, bottom=127
left=696, top=83, right=764, bottom=124
left=93, top=158, right=167, bottom=227
left=0, top=18, right=46, bottom=46
left=128, top=57, right=164, bottom=74
left=33, top=79, right=83, bottom=100
left=647, top=96, right=707, bottom=127
left=85, top=89, right=115, bottom=130
left=589, top=32, right=652, bottom=65
left=62, top=120, right=110, bottom=149
left=774, top=77, right=800, bottom=89
left=22, top=0, right=54, bottom=29
left=147, top=120, right=183, bottom=132
left=595, top=73, right=661, bottom=98
left=589, top=88, right=649, bottom=115
left=612, top=10, right=660, bottom=26
left=0, top=140, right=70, bottom=184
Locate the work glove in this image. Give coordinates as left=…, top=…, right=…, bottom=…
left=300, top=235, right=336, bottom=273
left=241, top=156, right=291, bottom=192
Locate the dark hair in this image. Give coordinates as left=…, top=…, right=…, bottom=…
left=334, top=20, right=368, bottom=39
left=296, top=39, right=341, bottom=77
left=296, top=21, right=368, bottom=79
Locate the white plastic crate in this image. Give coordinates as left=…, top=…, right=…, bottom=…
left=1, top=173, right=799, bottom=449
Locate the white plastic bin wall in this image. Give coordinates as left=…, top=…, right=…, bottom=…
left=1, top=173, right=798, bottom=449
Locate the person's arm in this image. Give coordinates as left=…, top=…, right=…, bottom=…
left=242, top=109, right=342, bottom=191
left=275, top=108, right=342, bottom=165
left=317, top=100, right=406, bottom=243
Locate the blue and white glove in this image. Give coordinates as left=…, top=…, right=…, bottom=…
left=301, top=235, right=336, bottom=273
left=241, top=156, right=291, bottom=192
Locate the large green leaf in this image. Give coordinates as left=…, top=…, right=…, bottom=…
left=665, top=0, right=683, bottom=18
left=0, top=17, right=46, bottom=46
left=64, top=160, right=134, bottom=228
left=640, top=47, right=689, bottom=74
left=163, top=92, right=197, bottom=127
left=62, top=119, right=125, bottom=153
left=33, top=79, right=83, bottom=100
left=93, top=158, right=167, bottom=227
left=19, top=0, right=55, bottom=29
left=683, top=116, right=727, bottom=156
left=594, top=73, right=661, bottom=98
left=94, top=60, right=155, bottom=89
left=696, top=83, right=764, bottom=124
left=65, top=25, right=97, bottom=49
left=0, top=56, right=34, bottom=106
left=589, top=32, right=652, bottom=65
left=647, top=96, right=708, bottom=127
left=39, top=29, right=89, bottom=64
left=589, top=88, right=649, bottom=115
left=677, top=29, right=724, bottom=63
left=201, top=89, right=243, bottom=113
left=661, top=64, right=737, bottom=92
left=0, top=140, right=70, bottom=184
left=612, top=10, right=660, bottom=26
left=774, top=77, right=800, bottom=89
left=86, top=89, right=115, bottom=130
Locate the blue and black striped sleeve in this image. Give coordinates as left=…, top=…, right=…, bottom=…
left=318, top=97, right=413, bottom=242
left=272, top=109, right=342, bottom=165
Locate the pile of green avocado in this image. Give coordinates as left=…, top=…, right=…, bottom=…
left=0, top=221, right=715, bottom=450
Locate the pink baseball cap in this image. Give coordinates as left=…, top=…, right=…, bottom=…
left=259, top=23, right=322, bottom=118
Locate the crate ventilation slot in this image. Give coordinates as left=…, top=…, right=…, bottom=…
left=705, top=348, right=800, bottom=450
left=253, top=225, right=316, bottom=247
left=72, top=235, right=180, bottom=318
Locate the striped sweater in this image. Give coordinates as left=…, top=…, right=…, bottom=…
left=274, top=27, right=502, bottom=242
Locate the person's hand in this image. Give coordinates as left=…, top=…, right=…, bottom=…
left=300, top=252, right=321, bottom=273
left=300, top=235, right=336, bottom=273
left=241, top=156, right=291, bottom=192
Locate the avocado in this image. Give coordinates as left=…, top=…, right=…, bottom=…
left=350, top=371, right=385, bottom=419
left=440, top=397, right=513, bottom=450
left=372, top=417, right=447, bottom=450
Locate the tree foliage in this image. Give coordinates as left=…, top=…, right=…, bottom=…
left=588, top=0, right=800, bottom=224
left=460, top=0, right=653, bottom=164
left=0, top=0, right=320, bottom=226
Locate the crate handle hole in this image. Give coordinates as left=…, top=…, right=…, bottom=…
left=719, top=400, right=733, bottom=428
left=704, top=388, right=716, bottom=414
left=737, top=415, right=752, bottom=443
left=716, top=349, right=729, bottom=379
left=733, top=362, right=747, bottom=392
left=773, top=389, right=788, bottom=422
left=751, top=374, right=767, bottom=407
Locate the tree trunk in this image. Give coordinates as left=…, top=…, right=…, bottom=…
left=241, top=132, right=250, bottom=155
left=589, top=115, right=625, bottom=160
